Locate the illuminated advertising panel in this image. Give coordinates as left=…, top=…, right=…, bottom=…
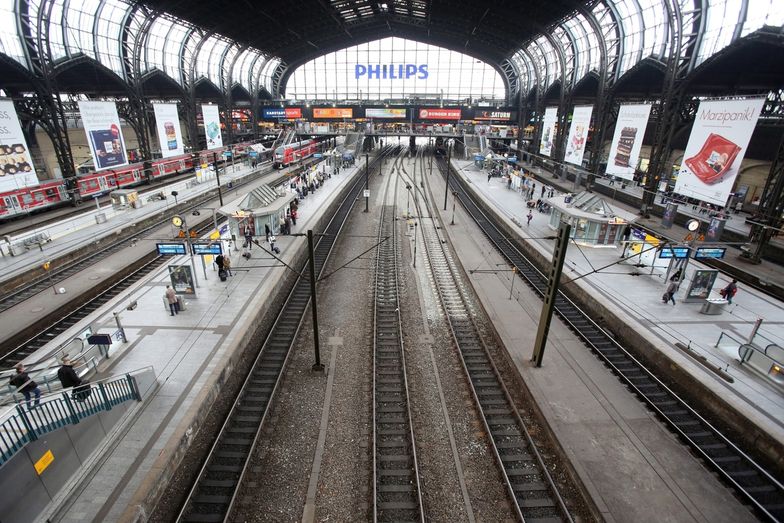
left=366, top=108, right=407, bottom=119
left=0, top=100, right=39, bottom=191
left=419, top=108, right=461, bottom=120
left=262, top=107, right=303, bottom=119
left=313, top=107, right=353, bottom=118
left=474, top=110, right=512, bottom=121
left=78, top=101, right=128, bottom=171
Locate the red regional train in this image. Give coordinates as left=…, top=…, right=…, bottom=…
left=273, top=139, right=318, bottom=168
left=0, top=143, right=256, bottom=219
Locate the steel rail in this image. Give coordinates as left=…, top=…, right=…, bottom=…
left=438, top=157, right=784, bottom=522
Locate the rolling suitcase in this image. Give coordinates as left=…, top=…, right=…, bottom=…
left=219, top=269, right=228, bottom=281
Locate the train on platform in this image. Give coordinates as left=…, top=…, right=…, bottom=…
left=0, top=142, right=258, bottom=220
left=273, top=139, right=318, bottom=168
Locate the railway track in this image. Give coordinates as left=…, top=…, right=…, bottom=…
left=409, top=156, right=572, bottom=522
left=436, top=157, right=784, bottom=522
left=176, top=149, right=392, bottom=523
left=0, top=216, right=222, bottom=367
left=372, top=174, right=424, bottom=521
left=0, top=160, right=307, bottom=314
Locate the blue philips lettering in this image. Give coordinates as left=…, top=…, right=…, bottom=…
left=389, top=64, right=395, bottom=79
left=418, top=64, right=428, bottom=79
left=355, top=64, right=367, bottom=79
left=382, top=65, right=387, bottom=79
left=405, top=64, right=417, bottom=78
left=358, top=64, right=429, bottom=80
left=368, top=64, right=380, bottom=79
left=398, top=64, right=404, bottom=79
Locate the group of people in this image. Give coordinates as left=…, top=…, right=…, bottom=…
left=10, top=357, right=90, bottom=411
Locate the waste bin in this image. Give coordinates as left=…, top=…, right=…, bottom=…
left=700, top=298, right=728, bottom=315
left=95, top=213, right=107, bottom=224
left=176, top=295, right=186, bottom=311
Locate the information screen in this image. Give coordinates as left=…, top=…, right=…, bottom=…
left=157, top=243, right=187, bottom=255
left=192, top=242, right=222, bottom=255
left=694, top=247, right=727, bottom=259
left=658, top=246, right=690, bottom=259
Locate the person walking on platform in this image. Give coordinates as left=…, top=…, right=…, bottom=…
left=663, top=281, right=678, bottom=305
left=541, top=185, right=546, bottom=198
left=244, top=226, right=253, bottom=249
left=265, top=223, right=271, bottom=242
left=57, top=358, right=90, bottom=401
left=223, top=255, right=233, bottom=276
left=165, top=285, right=178, bottom=316
left=527, top=211, right=533, bottom=227
left=215, top=254, right=224, bottom=272
left=720, top=279, right=738, bottom=304
left=10, top=363, right=41, bottom=410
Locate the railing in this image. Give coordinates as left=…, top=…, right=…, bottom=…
left=717, top=330, right=784, bottom=385
left=0, top=369, right=146, bottom=466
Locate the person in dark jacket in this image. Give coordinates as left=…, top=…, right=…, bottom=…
left=58, top=358, right=91, bottom=401
left=10, top=363, right=40, bottom=410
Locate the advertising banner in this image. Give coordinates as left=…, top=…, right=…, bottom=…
left=366, top=108, right=407, bottom=119
left=313, top=107, right=353, bottom=119
left=539, top=107, right=558, bottom=157
left=684, top=269, right=719, bottom=302
left=675, top=98, right=764, bottom=206
left=418, top=108, right=461, bottom=120
left=78, top=101, right=128, bottom=171
left=262, top=107, right=302, bottom=119
left=661, top=203, right=678, bottom=229
left=564, top=105, right=593, bottom=166
left=153, top=104, right=184, bottom=158
left=201, top=104, right=223, bottom=150
left=474, top=110, right=512, bottom=121
left=706, top=216, right=726, bottom=242
left=169, top=264, right=196, bottom=295
left=0, top=100, right=38, bottom=191
left=606, top=104, right=652, bottom=180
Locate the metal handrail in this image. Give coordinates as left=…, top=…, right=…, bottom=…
left=0, top=368, right=148, bottom=465
left=715, top=330, right=745, bottom=348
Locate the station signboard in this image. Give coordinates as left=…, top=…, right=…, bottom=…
left=191, top=242, right=222, bottom=255
left=157, top=243, right=187, bottom=255
left=313, top=107, right=353, bottom=118
left=262, top=107, right=302, bottom=119
left=419, top=108, right=461, bottom=120
left=366, top=108, right=407, bottom=119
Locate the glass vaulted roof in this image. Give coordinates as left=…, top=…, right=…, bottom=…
left=0, top=0, right=782, bottom=100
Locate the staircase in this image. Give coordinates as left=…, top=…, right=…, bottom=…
left=0, top=372, right=142, bottom=466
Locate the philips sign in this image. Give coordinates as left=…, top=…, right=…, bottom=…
left=355, top=64, right=428, bottom=80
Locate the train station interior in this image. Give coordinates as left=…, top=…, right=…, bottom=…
left=0, top=1, right=783, bottom=522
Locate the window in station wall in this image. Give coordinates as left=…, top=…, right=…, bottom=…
left=284, top=37, right=506, bottom=101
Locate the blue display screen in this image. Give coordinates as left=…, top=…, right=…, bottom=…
left=191, top=243, right=222, bottom=255
left=157, top=243, right=186, bottom=255
left=658, top=247, right=690, bottom=259
left=694, top=247, right=726, bottom=259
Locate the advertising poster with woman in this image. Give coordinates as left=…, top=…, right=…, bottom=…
left=153, top=104, right=184, bottom=158
left=539, top=107, right=558, bottom=157
left=201, top=104, right=224, bottom=150
left=605, top=104, right=652, bottom=180
left=674, top=98, right=764, bottom=206
left=0, top=100, right=38, bottom=192
left=78, top=101, right=128, bottom=171
left=564, top=105, right=593, bottom=166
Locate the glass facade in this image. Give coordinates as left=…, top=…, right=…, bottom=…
left=285, top=37, right=506, bottom=101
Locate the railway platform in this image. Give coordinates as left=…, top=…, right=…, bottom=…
left=29, top=160, right=364, bottom=522
left=416, top=157, right=784, bottom=521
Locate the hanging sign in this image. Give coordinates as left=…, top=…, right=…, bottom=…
left=263, top=107, right=302, bottom=119
left=153, top=104, right=184, bottom=158
left=675, top=98, right=764, bottom=206
left=540, top=107, right=557, bottom=157
left=0, top=100, right=39, bottom=191
left=201, top=104, right=224, bottom=150
left=78, top=101, right=128, bottom=171
left=564, top=105, right=593, bottom=166
left=606, top=104, right=652, bottom=180
left=474, top=110, right=513, bottom=121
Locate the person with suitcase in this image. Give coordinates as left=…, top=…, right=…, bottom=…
left=269, top=234, right=280, bottom=255
left=223, top=255, right=232, bottom=277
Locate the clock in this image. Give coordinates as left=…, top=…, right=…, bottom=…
left=686, top=219, right=700, bottom=232
left=172, top=215, right=183, bottom=228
